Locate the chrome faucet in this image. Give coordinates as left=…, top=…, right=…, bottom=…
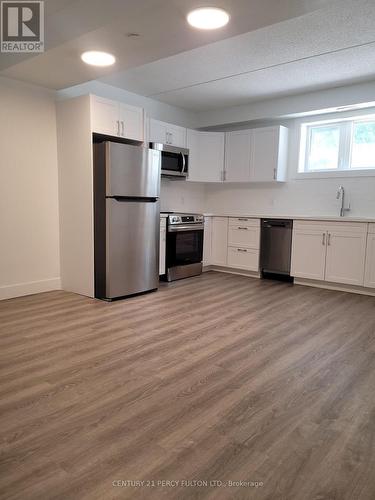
left=336, top=185, right=351, bottom=217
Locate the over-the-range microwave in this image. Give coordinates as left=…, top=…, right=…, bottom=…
left=150, top=143, right=189, bottom=178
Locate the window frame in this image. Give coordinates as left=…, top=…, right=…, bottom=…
left=298, top=113, right=375, bottom=178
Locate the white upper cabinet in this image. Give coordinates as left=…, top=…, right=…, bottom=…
left=225, top=130, right=252, bottom=182
left=91, top=96, right=144, bottom=141
left=251, top=126, right=288, bottom=182
left=187, top=129, right=224, bottom=182
left=91, top=96, right=119, bottom=137
left=223, top=126, right=288, bottom=183
left=364, top=224, right=375, bottom=288
left=291, top=220, right=367, bottom=286
left=149, top=119, right=186, bottom=148
left=119, top=103, right=144, bottom=141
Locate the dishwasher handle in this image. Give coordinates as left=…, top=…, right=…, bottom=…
left=262, top=219, right=293, bottom=229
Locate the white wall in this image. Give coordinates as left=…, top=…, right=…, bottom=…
left=0, top=77, right=60, bottom=300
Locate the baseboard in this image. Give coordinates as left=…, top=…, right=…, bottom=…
left=203, top=265, right=260, bottom=279
left=0, top=278, right=62, bottom=301
left=294, top=278, right=375, bottom=297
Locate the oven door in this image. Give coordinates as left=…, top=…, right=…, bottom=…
left=166, top=226, right=203, bottom=267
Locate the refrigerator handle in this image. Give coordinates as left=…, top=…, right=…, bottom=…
left=111, top=196, right=159, bottom=202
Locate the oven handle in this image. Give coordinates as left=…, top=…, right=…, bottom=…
left=168, top=224, right=204, bottom=232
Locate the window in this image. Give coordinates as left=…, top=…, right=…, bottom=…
left=299, top=115, right=375, bottom=173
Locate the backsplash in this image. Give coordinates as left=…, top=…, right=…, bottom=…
left=160, top=178, right=206, bottom=213
left=205, top=176, right=375, bottom=218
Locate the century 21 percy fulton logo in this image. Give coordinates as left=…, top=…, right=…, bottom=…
left=1, top=1, right=44, bottom=52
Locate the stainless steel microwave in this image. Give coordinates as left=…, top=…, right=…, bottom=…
left=149, top=143, right=189, bottom=178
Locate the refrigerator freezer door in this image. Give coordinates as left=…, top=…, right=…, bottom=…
left=105, top=198, right=160, bottom=298
left=105, top=142, right=161, bottom=198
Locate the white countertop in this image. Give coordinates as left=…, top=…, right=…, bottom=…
left=202, top=213, right=375, bottom=223
left=160, top=212, right=375, bottom=223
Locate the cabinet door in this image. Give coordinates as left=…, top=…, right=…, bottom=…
left=168, top=124, right=187, bottom=148
left=203, top=217, right=212, bottom=266
left=225, top=130, right=252, bottom=182
left=325, top=228, right=367, bottom=286
left=149, top=119, right=168, bottom=144
left=119, top=103, right=144, bottom=141
left=291, top=228, right=327, bottom=280
left=364, top=232, right=375, bottom=288
left=159, top=219, right=166, bottom=275
left=251, top=126, right=288, bottom=182
left=187, top=130, right=224, bottom=182
left=149, top=119, right=186, bottom=147
left=211, top=217, right=228, bottom=266
left=91, top=96, right=119, bottom=136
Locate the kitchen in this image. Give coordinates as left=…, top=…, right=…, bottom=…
left=1, top=1, right=375, bottom=499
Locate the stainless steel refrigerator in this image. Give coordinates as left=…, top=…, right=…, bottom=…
left=93, top=141, right=161, bottom=300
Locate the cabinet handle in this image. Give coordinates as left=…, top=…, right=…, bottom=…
left=170, top=132, right=173, bottom=144
left=273, top=168, right=277, bottom=180
left=121, top=121, right=124, bottom=136
left=322, top=233, right=326, bottom=246
left=327, top=233, right=331, bottom=246
left=238, top=218, right=249, bottom=221
left=116, top=120, right=120, bottom=136
left=223, top=170, right=227, bottom=181
left=237, top=227, right=248, bottom=230
left=237, top=248, right=247, bottom=252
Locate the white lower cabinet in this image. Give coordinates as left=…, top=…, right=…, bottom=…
left=291, top=221, right=367, bottom=286
left=227, top=247, right=259, bottom=271
left=291, top=224, right=327, bottom=280
left=203, top=217, right=212, bottom=266
left=211, top=217, right=228, bottom=266
left=227, top=217, right=260, bottom=271
left=364, top=224, right=375, bottom=288
left=228, top=218, right=260, bottom=249
left=159, top=218, right=166, bottom=276
left=325, top=227, right=367, bottom=285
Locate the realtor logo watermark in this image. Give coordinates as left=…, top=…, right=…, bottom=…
left=1, top=1, right=44, bottom=52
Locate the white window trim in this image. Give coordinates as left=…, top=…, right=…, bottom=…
left=297, top=113, right=375, bottom=179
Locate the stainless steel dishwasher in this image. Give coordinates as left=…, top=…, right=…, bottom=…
left=260, top=219, right=293, bottom=280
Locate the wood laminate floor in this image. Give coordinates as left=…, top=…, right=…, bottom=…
left=1, top=272, right=375, bottom=500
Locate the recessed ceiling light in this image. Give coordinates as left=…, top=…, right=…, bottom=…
left=187, top=7, right=230, bottom=30
left=81, top=51, right=116, bottom=67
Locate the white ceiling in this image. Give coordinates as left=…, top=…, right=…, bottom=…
left=1, top=0, right=375, bottom=111
left=100, top=0, right=375, bottom=110
left=0, top=0, right=334, bottom=88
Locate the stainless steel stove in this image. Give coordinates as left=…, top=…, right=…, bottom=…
left=164, top=213, right=204, bottom=282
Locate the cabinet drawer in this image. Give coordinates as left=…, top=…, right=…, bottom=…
left=368, top=223, right=375, bottom=234
left=227, top=247, right=259, bottom=271
left=228, top=226, right=260, bottom=249
left=229, top=217, right=259, bottom=227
